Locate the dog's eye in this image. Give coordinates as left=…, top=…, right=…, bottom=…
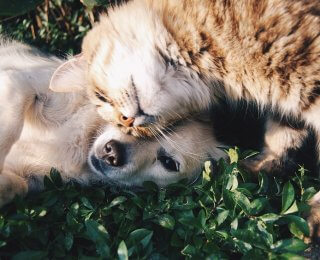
left=158, top=155, right=180, bottom=172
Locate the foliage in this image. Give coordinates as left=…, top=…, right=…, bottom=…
left=1, top=1, right=319, bottom=258
left=0, top=149, right=318, bottom=259
left=0, top=0, right=124, bottom=56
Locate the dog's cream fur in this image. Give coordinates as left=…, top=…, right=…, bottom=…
left=0, top=37, right=225, bottom=206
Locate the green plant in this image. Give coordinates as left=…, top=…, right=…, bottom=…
left=0, top=0, right=124, bottom=55
left=0, top=149, right=317, bottom=259
left=0, top=1, right=319, bottom=258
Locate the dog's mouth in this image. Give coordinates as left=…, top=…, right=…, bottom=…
left=90, top=155, right=104, bottom=174
left=89, top=154, right=142, bottom=188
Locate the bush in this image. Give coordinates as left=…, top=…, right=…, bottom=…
left=0, top=149, right=318, bottom=258
left=0, top=1, right=319, bottom=258
left=0, top=0, right=124, bottom=56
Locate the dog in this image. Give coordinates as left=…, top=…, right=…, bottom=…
left=0, top=37, right=225, bottom=206
left=1, top=37, right=319, bottom=245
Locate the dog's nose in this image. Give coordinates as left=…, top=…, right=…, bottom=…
left=103, top=140, right=124, bottom=167
left=118, top=114, right=135, bottom=127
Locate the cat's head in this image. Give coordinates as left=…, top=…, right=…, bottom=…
left=50, top=1, right=212, bottom=137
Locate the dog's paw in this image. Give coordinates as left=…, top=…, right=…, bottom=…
left=0, top=173, right=27, bottom=207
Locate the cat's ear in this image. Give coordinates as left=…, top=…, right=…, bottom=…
left=49, top=54, right=88, bottom=93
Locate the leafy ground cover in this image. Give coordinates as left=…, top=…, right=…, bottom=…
left=0, top=148, right=318, bottom=259
left=1, top=1, right=320, bottom=258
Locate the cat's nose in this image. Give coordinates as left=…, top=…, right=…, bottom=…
left=103, top=140, right=124, bottom=167
left=118, top=114, right=135, bottom=127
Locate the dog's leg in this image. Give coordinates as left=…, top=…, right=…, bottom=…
left=242, top=118, right=308, bottom=173
left=0, top=70, right=36, bottom=172
left=0, top=169, right=28, bottom=207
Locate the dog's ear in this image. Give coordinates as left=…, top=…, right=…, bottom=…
left=49, top=54, right=87, bottom=92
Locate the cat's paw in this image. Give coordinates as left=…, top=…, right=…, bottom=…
left=240, top=152, right=278, bottom=174
left=308, top=192, right=320, bottom=243
left=240, top=151, right=296, bottom=176
left=0, top=173, right=27, bottom=207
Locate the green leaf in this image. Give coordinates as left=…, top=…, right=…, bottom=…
left=302, top=187, right=317, bottom=201
left=202, top=160, right=212, bottom=183
left=271, top=238, right=308, bottom=253
left=223, top=189, right=236, bottom=211
left=240, top=150, right=260, bottom=160
left=117, top=241, right=128, bottom=260
left=197, top=209, right=207, bottom=228
left=156, top=214, right=175, bottom=230
left=81, top=197, right=94, bottom=210
left=85, top=220, right=110, bottom=257
left=64, top=232, right=73, bottom=251
left=12, top=251, right=47, bottom=260
left=81, top=0, right=108, bottom=10
left=250, top=197, right=268, bottom=215
left=259, top=213, right=280, bottom=223
left=170, top=232, right=184, bottom=247
left=257, top=172, right=269, bottom=194
left=226, top=174, right=238, bottom=191
left=242, top=248, right=267, bottom=260
left=233, top=190, right=251, bottom=215
left=227, top=148, right=239, bottom=163
left=282, top=215, right=309, bottom=237
left=276, top=253, right=306, bottom=260
left=108, top=196, right=127, bottom=208
left=85, top=220, right=109, bottom=242
left=231, top=220, right=273, bottom=250
left=281, top=182, right=295, bottom=214
left=216, top=210, right=229, bottom=226
left=283, top=201, right=298, bottom=215
left=66, top=212, right=83, bottom=232
left=49, top=168, right=63, bottom=187
left=231, top=218, right=238, bottom=230
left=128, top=229, right=153, bottom=249
left=181, top=244, right=196, bottom=257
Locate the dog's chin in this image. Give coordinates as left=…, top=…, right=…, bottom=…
left=89, top=155, right=105, bottom=175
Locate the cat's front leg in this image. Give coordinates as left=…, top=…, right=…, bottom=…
left=241, top=118, right=308, bottom=174
left=308, top=191, right=320, bottom=243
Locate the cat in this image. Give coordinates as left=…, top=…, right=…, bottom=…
left=0, top=36, right=225, bottom=206
left=48, top=0, right=320, bottom=240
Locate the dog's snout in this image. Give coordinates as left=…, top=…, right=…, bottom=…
left=103, top=140, right=124, bottom=167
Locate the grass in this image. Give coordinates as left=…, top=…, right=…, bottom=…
left=0, top=148, right=319, bottom=259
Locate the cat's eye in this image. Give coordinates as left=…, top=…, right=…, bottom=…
left=158, top=155, right=180, bottom=172
left=95, top=91, right=113, bottom=106
left=95, top=91, right=108, bottom=102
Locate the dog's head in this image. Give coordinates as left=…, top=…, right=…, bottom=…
left=88, top=119, right=225, bottom=188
